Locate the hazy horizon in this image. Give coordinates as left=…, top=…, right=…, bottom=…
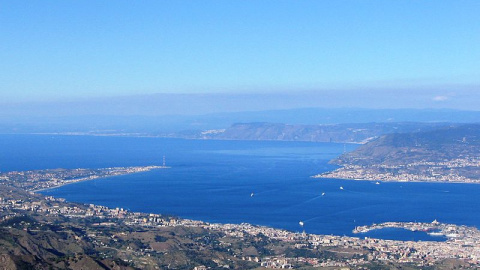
left=2, top=87, right=480, bottom=118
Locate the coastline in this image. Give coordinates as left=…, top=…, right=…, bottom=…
left=2, top=165, right=170, bottom=193
left=313, top=168, right=480, bottom=184
left=313, top=175, right=480, bottom=185
left=20, top=132, right=367, bottom=144
left=32, top=176, right=102, bottom=192
left=33, top=166, right=171, bottom=192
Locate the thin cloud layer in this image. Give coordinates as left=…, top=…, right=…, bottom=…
left=433, top=95, right=449, bottom=102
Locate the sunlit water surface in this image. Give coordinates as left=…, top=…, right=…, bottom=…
left=1, top=134, right=479, bottom=241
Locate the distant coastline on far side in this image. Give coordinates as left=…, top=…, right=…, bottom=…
left=313, top=124, right=480, bottom=184
left=313, top=161, right=480, bottom=184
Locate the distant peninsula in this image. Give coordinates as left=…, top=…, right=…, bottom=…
left=0, top=165, right=169, bottom=191
left=315, top=124, right=480, bottom=183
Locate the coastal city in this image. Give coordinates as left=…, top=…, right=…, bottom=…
left=315, top=156, right=480, bottom=183
left=1, top=167, right=479, bottom=269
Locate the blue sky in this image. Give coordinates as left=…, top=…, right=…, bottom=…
left=1, top=1, right=479, bottom=110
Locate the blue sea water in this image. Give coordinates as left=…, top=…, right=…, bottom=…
left=1, top=134, right=479, bottom=241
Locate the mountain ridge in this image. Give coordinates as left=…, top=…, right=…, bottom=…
left=191, top=122, right=451, bottom=144
left=318, top=124, right=480, bottom=183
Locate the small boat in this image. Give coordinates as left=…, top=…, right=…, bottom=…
left=250, top=192, right=254, bottom=197
left=339, top=186, right=344, bottom=190
left=299, top=221, right=304, bottom=227
left=321, top=192, right=325, bottom=196
left=375, top=182, right=380, bottom=185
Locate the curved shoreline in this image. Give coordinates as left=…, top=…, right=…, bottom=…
left=1, top=165, right=170, bottom=192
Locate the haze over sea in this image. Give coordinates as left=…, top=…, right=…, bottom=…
left=2, top=134, right=479, bottom=241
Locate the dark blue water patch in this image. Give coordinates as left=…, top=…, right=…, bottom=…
left=3, top=134, right=480, bottom=239
left=360, top=228, right=447, bottom=242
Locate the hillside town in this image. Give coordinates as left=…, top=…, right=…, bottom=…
left=315, top=156, right=480, bottom=183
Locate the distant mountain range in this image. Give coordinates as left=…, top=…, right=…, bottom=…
left=1, top=108, right=480, bottom=134
left=186, top=122, right=449, bottom=144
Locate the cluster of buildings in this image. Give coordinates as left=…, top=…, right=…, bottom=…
left=0, top=165, right=167, bottom=191
left=316, top=155, right=480, bottom=183
left=2, top=187, right=480, bottom=268
left=201, top=219, right=480, bottom=267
